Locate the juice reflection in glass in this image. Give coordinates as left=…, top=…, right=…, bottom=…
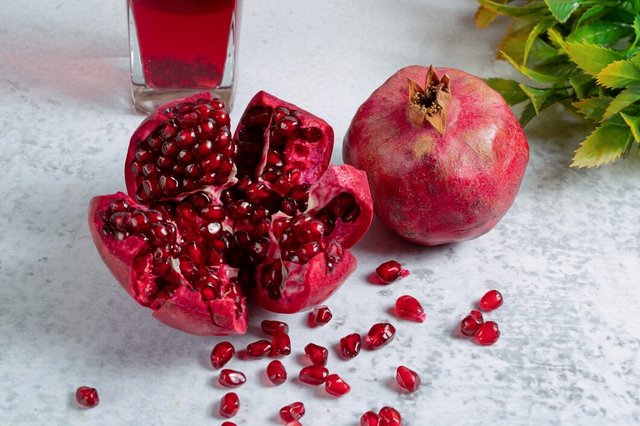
left=128, top=0, right=240, bottom=113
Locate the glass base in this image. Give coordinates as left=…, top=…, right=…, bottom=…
left=131, top=85, right=234, bottom=115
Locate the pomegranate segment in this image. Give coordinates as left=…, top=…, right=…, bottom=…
left=308, top=305, right=332, bottom=327
left=394, top=295, right=426, bottom=322
left=361, top=411, right=380, bottom=426
left=304, top=343, right=328, bottom=366
left=299, top=365, right=329, bottom=385
left=90, top=92, right=373, bottom=335
left=280, top=401, right=306, bottom=422
left=211, top=341, right=235, bottom=369
left=325, top=373, right=351, bottom=397
left=474, top=321, right=500, bottom=345
left=261, top=319, right=289, bottom=336
left=365, top=323, right=396, bottom=350
left=396, top=365, right=421, bottom=392
left=267, top=360, right=287, bottom=385
left=75, top=386, right=99, bottom=408
left=479, top=289, right=503, bottom=311
left=218, top=369, right=247, bottom=388
left=219, top=392, right=240, bottom=418
left=460, top=310, right=484, bottom=336
left=375, top=260, right=409, bottom=283
left=340, top=333, right=362, bottom=359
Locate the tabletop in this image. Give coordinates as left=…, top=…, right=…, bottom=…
left=1, top=1, right=640, bottom=425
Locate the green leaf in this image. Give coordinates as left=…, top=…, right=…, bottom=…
left=484, top=78, right=529, bottom=105
left=475, top=0, right=509, bottom=29
left=570, top=73, right=596, bottom=99
left=633, top=16, right=640, bottom=48
left=575, top=5, right=606, bottom=28
left=546, top=27, right=567, bottom=50
left=544, top=0, right=580, bottom=23
left=566, top=21, right=632, bottom=46
left=524, top=18, right=556, bottom=65
left=477, top=0, right=548, bottom=17
left=519, top=84, right=569, bottom=113
left=563, top=42, right=625, bottom=76
left=571, top=123, right=633, bottom=167
left=499, top=19, right=536, bottom=64
left=597, top=60, right=640, bottom=89
left=528, top=38, right=564, bottom=67
left=603, top=86, right=640, bottom=119
left=620, top=112, right=640, bottom=142
left=520, top=101, right=537, bottom=126
left=573, top=96, right=613, bottom=121
left=501, top=51, right=570, bottom=83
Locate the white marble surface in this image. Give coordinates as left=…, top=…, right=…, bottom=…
left=1, top=1, right=640, bottom=425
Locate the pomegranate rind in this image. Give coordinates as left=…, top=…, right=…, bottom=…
left=88, top=193, right=248, bottom=336
left=343, top=65, right=529, bottom=246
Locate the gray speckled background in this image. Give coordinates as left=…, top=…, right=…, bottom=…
left=1, top=1, right=639, bottom=425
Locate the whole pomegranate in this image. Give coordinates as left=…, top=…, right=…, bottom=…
left=343, top=65, right=528, bottom=246
left=89, top=92, right=373, bottom=335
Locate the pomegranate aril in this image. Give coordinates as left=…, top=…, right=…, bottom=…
left=270, top=333, right=292, bottom=356
left=211, top=341, right=235, bottom=369
left=219, top=392, right=240, bottom=418
left=340, top=333, right=362, bottom=359
left=304, top=343, right=328, bottom=366
left=299, top=365, right=329, bottom=385
left=308, top=305, right=332, bottom=327
left=379, top=406, right=402, bottom=426
left=460, top=310, right=484, bottom=336
left=361, top=411, right=380, bottom=426
left=221, top=422, right=237, bottom=426
left=218, top=369, right=247, bottom=388
left=302, top=126, right=322, bottom=142
left=267, top=360, right=287, bottom=385
left=396, top=365, right=421, bottom=392
left=365, top=323, right=396, bottom=350
left=395, top=295, right=426, bottom=322
left=261, top=319, right=289, bottom=336
left=474, top=321, right=500, bottom=346
left=280, top=401, right=305, bottom=422
left=479, top=289, right=503, bottom=311
left=75, top=386, right=99, bottom=408
left=325, top=373, right=350, bottom=397
left=246, top=339, right=272, bottom=358
left=375, top=260, right=409, bottom=283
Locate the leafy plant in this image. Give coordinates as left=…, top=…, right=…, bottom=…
left=476, top=0, right=640, bottom=167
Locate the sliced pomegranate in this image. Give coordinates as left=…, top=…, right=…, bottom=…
left=304, top=343, right=328, bottom=366
left=75, top=386, right=99, bottom=408
left=308, top=305, right=332, bottom=327
left=394, top=295, right=426, bottom=322
left=261, top=319, right=289, bottom=335
left=219, top=392, right=240, bottom=418
left=396, top=365, right=421, bottom=392
left=379, top=406, right=402, bottom=426
left=479, top=289, right=503, bottom=311
left=218, top=369, right=246, bottom=388
left=267, top=360, right=287, bottom=385
left=89, top=92, right=373, bottom=335
left=360, top=411, right=380, bottom=426
left=280, top=401, right=305, bottom=422
left=460, top=310, right=483, bottom=336
left=365, top=323, right=396, bottom=350
left=299, top=365, right=329, bottom=385
left=211, top=341, right=235, bottom=369
left=325, top=373, right=350, bottom=397
left=340, top=333, right=362, bottom=359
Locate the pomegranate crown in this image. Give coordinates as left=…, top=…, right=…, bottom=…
left=407, top=65, right=451, bottom=136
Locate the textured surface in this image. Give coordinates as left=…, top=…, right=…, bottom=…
left=1, top=1, right=639, bottom=425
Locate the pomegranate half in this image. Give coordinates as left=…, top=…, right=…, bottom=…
left=343, top=65, right=528, bottom=246
left=89, top=92, right=373, bottom=335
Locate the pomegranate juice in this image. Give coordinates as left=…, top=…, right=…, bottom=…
left=131, top=0, right=237, bottom=89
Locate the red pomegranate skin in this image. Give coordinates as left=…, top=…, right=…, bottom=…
left=343, top=65, right=529, bottom=246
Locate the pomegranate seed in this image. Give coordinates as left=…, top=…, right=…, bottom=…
left=365, top=323, right=396, bottom=350
left=219, top=392, right=240, bottom=418
left=304, top=343, right=328, bottom=366
left=396, top=365, right=421, bottom=392
left=379, top=406, right=402, bottom=426
left=221, top=422, right=237, bottom=426
left=270, top=333, right=292, bottom=356
left=474, top=321, right=500, bottom=346
left=280, top=401, right=305, bottom=422
left=299, top=365, right=329, bottom=385
left=479, top=289, right=503, bottom=311
left=246, top=339, right=272, bottom=358
left=340, top=333, right=362, bottom=358
left=218, top=369, right=246, bottom=388
left=460, top=310, right=484, bottom=336
left=360, top=411, right=380, bottom=426
left=211, top=341, right=235, bottom=369
left=395, top=295, right=426, bottom=322
left=284, top=422, right=302, bottom=426
left=325, top=373, right=351, bottom=397
left=267, top=360, right=287, bottom=385
left=75, top=386, right=99, bottom=408
left=375, top=260, right=409, bottom=283
left=308, top=305, right=332, bottom=327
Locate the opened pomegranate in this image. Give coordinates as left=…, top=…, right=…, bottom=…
left=343, top=65, right=528, bottom=245
left=89, top=92, right=373, bottom=335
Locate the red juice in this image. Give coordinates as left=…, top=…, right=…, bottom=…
left=131, top=0, right=237, bottom=89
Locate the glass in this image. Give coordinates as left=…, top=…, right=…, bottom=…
left=128, top=0, right=240, bottom=114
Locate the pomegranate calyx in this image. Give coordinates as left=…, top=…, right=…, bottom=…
left=407, top=65, right=451, bottom=135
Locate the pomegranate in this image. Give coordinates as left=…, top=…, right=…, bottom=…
left=89, top=92, right=373, bottom=335
left=343, top=65, right=528, bottom=245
